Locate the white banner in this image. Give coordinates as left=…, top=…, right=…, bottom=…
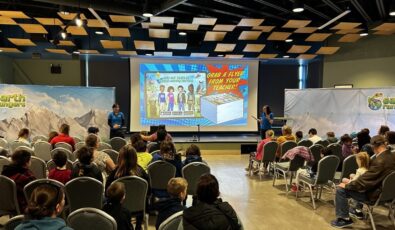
left=284, top=88, right=395, bottom=138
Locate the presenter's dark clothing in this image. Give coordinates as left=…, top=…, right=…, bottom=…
left=108, top=111, right=125, bottom=138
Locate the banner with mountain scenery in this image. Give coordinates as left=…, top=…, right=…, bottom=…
left=0, top=84, right=115, bottom=141
left=285, top=88, right=395, bottom=138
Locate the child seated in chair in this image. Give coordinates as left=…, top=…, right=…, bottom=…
left=246, top=130, right=274, bottom=174
left=183, top=144, right=203, bottom=166
left=48, top=150, right=71, bottom=184
left=71, top=146, right=103, bottom=183
left=341, top=152, right=370, bottom=185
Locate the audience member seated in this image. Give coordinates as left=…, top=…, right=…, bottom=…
left=103, top=182, right=133, bottom=230
left=1, top=149, right=36, bottom=211
left=71, top=146, right=103, bottom=183
left=130, top=133, right=143, bottom=145
left=341, top=152, right=369, bottom=184
left=152, top=141, right=182, bottom=177
left=326, top=131, right=338, bottom=144
left=48, top=131, right=58, bottom=143
left=48, top=150, right=72, bottom=185
left=340, top=134, right=355, bottom=158
left=308, top=128, right=322, bottom=144
left=295, top=131, right=303, bottom=143
left=132, top=140, right=153, bottom=171
left=88, top=126, right=100, bottom=135
left=386, top=131, right=395, bottom=151
left=183, top=144, right=203, bottom=166
left=155, top=178, right=188, bottom=229
left=105, top=145, right=148, bottom=230
left=378, top=125, right=390, bottom=136
left=183, top=174, right=241, bottom=230
left=331, top=135, right=395, bottom=228
left=17, top=128, right=31, bottom=146
left=246, top=130, right=274, bottom=173
left=85, top=134, right=116, bottom=175
left=276, top=126, right=296, bottom=157
left=0, top=148, right=9, bottom=157
left=15, top=185, right=72, bottom=230
left=50, top=124, right=75, bottom=150
left=141, top=125, right=172, bottom=143
left=356, top=130, right=374, bottom=156
left=148, top=129, right=168, bottom=153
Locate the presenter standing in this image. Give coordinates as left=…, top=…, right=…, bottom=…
left=108, top=103, right=125, bottom=138
left=258, top=105, right=274, bottom=139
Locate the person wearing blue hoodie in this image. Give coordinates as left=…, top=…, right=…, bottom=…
left=16, top=184, right=72, bottom=230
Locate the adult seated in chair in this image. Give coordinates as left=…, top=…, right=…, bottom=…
left=246, top=129, right=274, bottom=173
left=308, top=128, right=321, bottom=144
left=331, top=135, right=395, bottom=228
left=50, top=124, right=75, bottom=151
left=71, top=146, right=103, bottom=183
left=141, top=125, right=173, bottom=143
left=16, top=184, right=71, bottom=230
left=1, top=149, right=36, bottom=211
left=276, top=125, right=296, bottom=158
left=295, top=131, right=303, bottom=143
left=85, top=134, right=116, bottom=176
left=326, top=131, right=338, bottom=144
left=17, top=128, right=31, bottom=146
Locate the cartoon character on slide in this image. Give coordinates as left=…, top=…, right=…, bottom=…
left=187, top=84, right=195, bottom=111
left=167, top=86, right=175, bottom=111
left=196, top=81, right=205, bottom=113
left=177, top=85, right=186, bottom=112
left=158, top=85, right=166, bottom=112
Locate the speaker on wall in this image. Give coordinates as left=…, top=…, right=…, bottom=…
left=50, top=64, right=62, bottom=74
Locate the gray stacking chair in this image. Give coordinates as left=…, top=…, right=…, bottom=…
left=65, top=177, right=103, bottom=212
left=29, top=156, right=46, bottom=179
left=33, top=141, right=52, bottom=161
left=158, top=211, right=183, bottom=230
left=113, top=176, right=149, bottom=230
left=110, top=137, right=127, bottom=152
left=147, top=142, right=157, bottom=152
left=334, top=154, right=358, bottom=182
left=0, top=155, right=11, bottom=173
left=51, top=147, right=73, bottom=161
left=67, top=208, right=117, bottom=230
left=32, top=135, right=47, bottom=143
left=150, top=150, right=160, bottom=156
left=10, top=141, right=30, bottom=153
left=98, top=142, right=112, bottom=151
left=363, top=171, right=395, bottom=230
left=148, top=160, right=176, bottom=192
left=0, top=175, right=20, bottom=216
left=327, top=143, right=343, bottom=159
left=54, top=142, right=73, bottom=152
left=316, top=140, right=329, bottom=147
left=297, top=139, right=313, bottom=148
left=46, top=159, right=73, bottom=171
left=182, top=162, right=211, bottom=195
left=280, top=141, right=297, bottom=158
left=102, top=149, right=119, bottom=164
left=296, top=155, right=340, bottom=210
left=309, top=144, right=323, bottom=165
left=249, top=141, right=278, bottom=179
left=273, top=155, right=305, bottom=193
left=72, top=136, right=82, bottom=144
left=24, top=179, right=64, bottom=201
left=0, top=138, right=9, bottom=149
left=74, top=142, right=85, bottom=150
left=14, top=146, right=34, bottom=156
left=4, top=214, right=24, bottom=230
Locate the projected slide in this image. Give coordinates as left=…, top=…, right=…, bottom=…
left=140, top=63, right=249, bottom=126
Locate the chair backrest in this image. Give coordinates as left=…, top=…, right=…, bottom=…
left=0, top=175, right=20, bottom=215
left=316, top=140, right=329, bottom=147
left=327, top=143, right=343, bottom=160
left=113, top=176, right=148, bottom=213
left=72, top=136, right=82, bottom=144
left=75, top=142, right=85, bottom=150
left=182, top=162, right=210, bottom=195
left=341, top=155, right=358, bottom=179
left=32, top=135, right=48, bottom=143
left=67, top=208, right=117, bottom=230
left=29, top=156, right=47, bottom=179
left=109, top=137, right=127, bottom=152
left=0, top=138, right=9, bottom=149
left=261, top=141, right=278, bottom=162
left=280, top=141, right=297, bottom=157
left=47, top=159, right=73, bottom=171
left=98, top=142, right=112, bottom=151
left=309, top=144, right=323, bottom=164
left=33, top=141, right=53, bottom=161
left=379, top=171, right=395, bottom=202
left=147, top=160, right=176, bottom=190
left=24, top=179, right=64, bottom=201
left=102, top=149, right=119, bottom=164
left=65, top=177, right=103, bottom=212
left=289, top=155, right=306, bottom=172
left=315, top=155, right=340, bottom=184
left=147, top=142, right=157, bottom=152
left=158, top=211, right=183, bottom=230
left=15, top=146, right=34, bottom=156
left=10, top=141, right=30, bottom=153
left=151, top=150, right=160, bottom=156
left=54, top=142, right=73, bottom=152
left=0, top=155, right=11, bottom=172
left=4, top=215, right=24, bottom=230
left=297, top=139, right=313, bottom=148
left=51, top=147, right=73, bottom=161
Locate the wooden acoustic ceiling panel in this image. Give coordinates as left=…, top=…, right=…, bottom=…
left=141, top=22, right=163, bottom=29
left=225, top=54, right=244, bottom=58
left=109, top=15, right=135, bottom=23
left=66, top=26, right=88, bottom=35
left=252, top=26, right=275, bottom=32
left=190, top=53, right=209, bottom=57
left=294, top=27, right=317, bottom=33
left=56, top=40, right=75, bottom=46
left=212, top=24, right=236, bottom=32
left=283, top=20, right=311, bottom=28
left=335, top=28, right=363, bottom=34
left=267, top=32, right=291, bottom=41
left=168, top=43, right=187, bottom=50
left=239, top=31, right=262, bottom=40
left=149, top=29, right=170, bottom=39
left=305, top=33, right=332, bottom=42
left=372, top=23, right=395, bottom=31
left=297, top=54, right=317, bottom=59
left=134, top=40, right=155, bottom=50
left=315, top=46, right=340, bottom=55
left=215, top=43, right=236, bottom=52
left=243, top=44, right=265, bottom=52
left=46, top=49, right=69, bottom=55
left=150, top=16, right=174, bottom=24
left=258, top=53, right=277, bottom=59
left=0, top=16, right=17, bottom=25
left=35, top=17, right=63, bottom=26
left=204, top=31, right=227, bottom=41
left=19, top=24, right=48, bottom=34
left=87, top=19, right=108, bottom=28
left=101, top=40, right=123, bottom=49
left=192, top=17, right=217, bottom=25
left=107, top=28, right=131, bottom=37
left=288, top=45, right=311, bottom=53
left=331, top=22, right=361, bottom=30
left=117, top=51, right=137, bottom=56
left=338, top=34, right=361, bottom=42
left=0, top=11, right=29, bottom=19
left=237, top=18, right=264, bottom=27
left=154, top=51, right=173, bottom=57
left=0, top=47, right=22, bottom=53
left=374, top=30, right=395, bottom=35
left=78, top=49, right=100, bottom=54
left=177, top=23, right=199, bottom=30
left=57, top=13, right=86, bottom=20
left=8, top=38, right=36, bottom=46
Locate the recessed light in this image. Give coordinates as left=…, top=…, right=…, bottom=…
left=73, top=51, right=80, bottom=54
left=359, top=32, right=368, bottom=37
left=179, top=31, right=187, bottom=36
left=60, top=11, right=70, bottom=15
left=146, top=53, right=152, bottom=56
left=293, top=0, right=304, bottom=13
left=0, top=49, right=3, bottom=52
left=75, top=14, right=83, bottom=27
left=60, top=30, right=67, bottom=39
left=143, top=13, right=153, bottom=17
left=285, top=38, right=293, bottom=43
left=218, top=54, right=224, bottom=57
left=95, top=31, right=104, bottom=35
left=283, top=55, right=290, bottom=58
left=293, top=7, right=304, bottom=13
left=390, top=11, right=395, bottom=16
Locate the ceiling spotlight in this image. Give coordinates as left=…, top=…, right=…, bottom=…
left=143, top=12, right=153, bottom=17
left=95, top=31, right=104, bottom=35
left=283, top=55, right=290, bottom=58
left=293, top=0, right=304, bottom=13
left=359, top=32, right=368, bottom=37
left=0, top=49, right=3, bottom=52
left=285, top=38, right=293, bottom=43
left=75, top=14, right=83, bottom=27
left=218, top=54, right=224, bottom=57
left=73, top=51, right=80, bottom=54
left=60, top=30, right=67, bottom=39
left=60, top=11, right=70, bottom=15
left=179, top=31, right=187, bottom=36
left=145, top=53, right=153, bottom=56
left=390, top=1, right=395, bottom=16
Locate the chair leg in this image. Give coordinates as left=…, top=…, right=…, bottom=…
left=308, top=184, right=316, bottom=210
left=319, top=185, right=323, bottom=200
left=144, top=213, right=149, bottom=230
left=367, top=207, right=376, bottom=230
left=284, top=172, right=289, bottom=192
left=272, top=169, right=277, bottom=186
